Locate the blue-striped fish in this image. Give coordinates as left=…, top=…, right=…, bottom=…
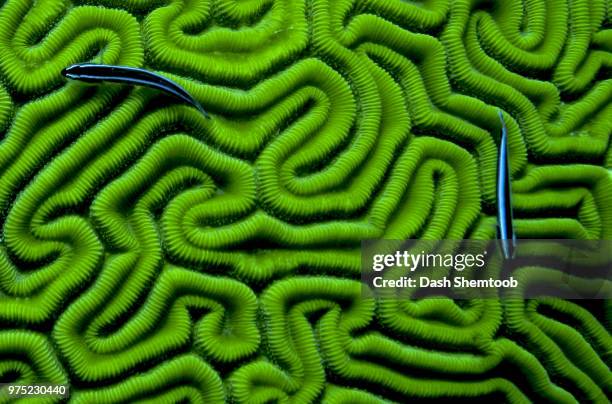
left=497, top=110, right=517, bottom=259
left=62, top=63, right=210, bottom=119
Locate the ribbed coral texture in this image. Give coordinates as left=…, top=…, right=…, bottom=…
left=0, top=0, right=610, bottom=403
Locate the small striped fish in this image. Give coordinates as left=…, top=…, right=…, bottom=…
left=497, top=110, right=517, bottom=260
left=62, top=63, right=210, bottom=119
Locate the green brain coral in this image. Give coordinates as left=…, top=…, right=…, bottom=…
left=0, top=0, right=611, bottom=403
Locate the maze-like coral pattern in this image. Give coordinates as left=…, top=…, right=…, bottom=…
left=0, top=0, right=611, bottom=402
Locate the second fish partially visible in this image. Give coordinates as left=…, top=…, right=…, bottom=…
left=497, top=110, right=517, bottom=260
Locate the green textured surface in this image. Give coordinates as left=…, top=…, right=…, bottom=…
left=0, top=0, right=611, bottom=402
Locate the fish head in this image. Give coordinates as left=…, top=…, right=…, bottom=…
left=61, top=64, right=101, bottom=82
left=61, top=64, right=83, bottom=80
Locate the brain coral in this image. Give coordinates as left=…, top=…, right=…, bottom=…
left=0, top=0, right=610, bottom=403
